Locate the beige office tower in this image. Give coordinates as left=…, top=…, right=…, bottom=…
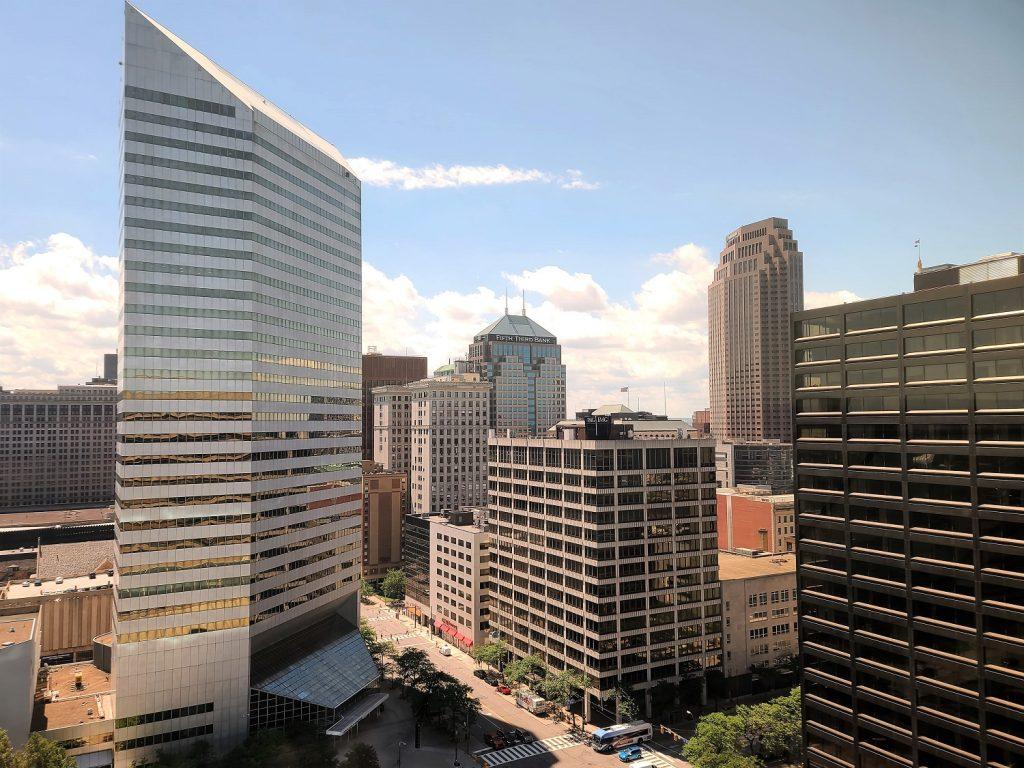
left=373, top=374, right=491, bottom=514
left=115, top=5, right=370, bottom=764
left=708, top=218, right=803, bottom=442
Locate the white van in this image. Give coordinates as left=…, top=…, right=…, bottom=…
left=438, top=644, right=452, bottom=656
left=515, top=691, right=550, bottom=714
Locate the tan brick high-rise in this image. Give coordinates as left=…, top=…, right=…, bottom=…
left=708, top=217, right=803, bottom=442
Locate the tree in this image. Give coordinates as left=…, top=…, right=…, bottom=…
left=502, top=653, right=546, bottom=686
left=614, top=687, right=640, bottom=724
left=683, top=688, right=804, bottom=768
left=379, top=569, right=406, bottom=601
left=359, top=578, right=377, bottom=601
left=0, top=730, right=16, bottom=768
left=471, top=639, right=507, bottom=672
left=13, top=734, right=76, bottom=768
left=537, top=669, right=589, bottom=730
left=339, top=743, right=380, bottom=768
left=394, top=648, right=434, bottom=692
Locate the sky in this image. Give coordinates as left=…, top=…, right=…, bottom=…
left=1, top=0, right=1022, bottom=416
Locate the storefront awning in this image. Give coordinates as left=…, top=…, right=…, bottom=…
left=433, top=619, right=444, bottom=630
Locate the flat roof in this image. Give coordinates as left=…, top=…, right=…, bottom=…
left=0, top=506, right=114, bottom=530
left=37, top=540, right=116, bottom=579
left=717, top=487, right=794, bottom=504
left=35, top=662, right=114, bottom=730
left=0, top=615, right=36, bottom=645
left=719, top=552, right=796, bottom=581
left=4, top=572, right=114, bottom=599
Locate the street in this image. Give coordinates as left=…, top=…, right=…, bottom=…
left=347, top=599, right=690, bottom=768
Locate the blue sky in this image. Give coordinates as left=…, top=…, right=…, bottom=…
left=1, top=0, right=1022, bottom=412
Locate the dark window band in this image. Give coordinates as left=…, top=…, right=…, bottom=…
left=125, top=85, right=235, bottom=116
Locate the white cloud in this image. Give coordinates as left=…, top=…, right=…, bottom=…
left=347, top=157, right=598, bottom=191
left=0, top=234, right=119, bottom=389
left=805, top=289, right=863, bottom=308
left=3, top=232, right=853, bottom=422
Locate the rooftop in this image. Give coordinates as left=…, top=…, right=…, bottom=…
left=719, top=552, right=796, bottom=581
left=475, top=313, right=557, bottom=341
left=4, top=571, right=114, bottom=599
left=37, top=540, right=116, bottom=580
left=718, top=487, right=795, bottom=505
left=35, top=662, right=114, bottom=730
left=0, top=506, right=114, bottom=530
left=0, top=614, right=36, bottom=646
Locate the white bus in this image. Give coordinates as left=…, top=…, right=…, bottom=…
left=590, top=721, right=653, bottom=752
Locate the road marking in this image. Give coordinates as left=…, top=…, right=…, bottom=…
left=481, top=733, right=584, bottom=766
left=637, top=746, right=680, bottom=767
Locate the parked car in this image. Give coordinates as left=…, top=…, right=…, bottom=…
left=521, top=731, right=536, bottom=744
left=484, top=731, right=507, bottom=749
left=507, top=729, right=527, bottom=744
left=619, top=746, right=644, bottom=762
left=473, top=669, right=489, bottom=680
left=438, top=645, right=452, bottom=656
left=486, top=675, right=500, bottom=686
left=496, top=684, right=512, bottom=695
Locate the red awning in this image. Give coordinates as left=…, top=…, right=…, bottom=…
left=452, top=632, right=465, bottom=644
left=441, top=624, right=456, bottom=636
left=433, top=619, right=444, bottom=630
left=463, top=637, right=474, bottom=647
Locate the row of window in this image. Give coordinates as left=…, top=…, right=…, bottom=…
left=797, top=287, right=1024, bottom=339
left=797, top=389, right=1024, bottom=413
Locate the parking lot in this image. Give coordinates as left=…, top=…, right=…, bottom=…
left=350, top=600, right=690, bottom=768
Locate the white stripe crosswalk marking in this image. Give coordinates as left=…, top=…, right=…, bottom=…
left=638, top=746, right=678, bottom=767
left=481, top=732, right=585, bottom=765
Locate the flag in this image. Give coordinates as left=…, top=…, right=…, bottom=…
left=914, top=239, right=920, bottom=247
left=620, top=387, right=629, bottom=393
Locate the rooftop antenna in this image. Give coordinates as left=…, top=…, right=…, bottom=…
left=521, top=289, right=526, bottom=316
left=915, top=239, right=922, bottom=273
left=504, top=288, right=509, bottom=316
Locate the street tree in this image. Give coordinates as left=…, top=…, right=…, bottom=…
left=614, top=687, right=640, bottom=723
left=339, top=743, right=380, bottom=768
left=502, top=653, right=546, bottom=687
left=471, top=639, right=507, bottom=672
left=11, top=734, right=76, bottom=768
left=359, top=578, right=376, bottom=601
left=537, top=669, right=589, bottom=729
left=379, top=569, right=406, bottom=601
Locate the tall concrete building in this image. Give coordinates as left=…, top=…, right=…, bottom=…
left=360, top=461, right=407, bottom=582
left=708, top=217, right=803, bottom=442
left=372, top=373, right=491, bottom=514
left=793, top=252, right=1024, bottom=768
left=467, top=312, right=566, bottom=437
left=115, top=6, right=369, bottom=762
left=429, top=510, right=491, bottom=651
left=488, top=409, right=722, bottom=721
left=0, top=380, right=116, bottom=511
left=360, top=350, right=427, bottom=460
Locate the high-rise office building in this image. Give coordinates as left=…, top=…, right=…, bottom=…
left=488, top=408, right=723, bottom=721
left=708, top=217, right=803, bottom=442
left=403, top=510, right=442, bottom=626
left=716, top=441, right=794, bottom=494
left=373, top=373, right=491, bottom=514
left=360, top=350, right=427, bottom=460
left=467, top=312, right=566, bottom=437
left=360, top=461, right=407, bottom=582
left=793, top=253, right=1024, bottom=768
left=429, top=510, right=491, bottom=650
left=115, top=6, right=368, bottom=762
left=0, top=378, right=116, bottom=511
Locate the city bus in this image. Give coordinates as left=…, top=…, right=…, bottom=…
left=590, top=721, right=654, bottom=752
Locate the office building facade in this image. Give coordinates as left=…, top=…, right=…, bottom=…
left=467, top=313, right=566, bottom=437
left=719, top=552, right=797, bottom=682
left=429, top=512, right=491, bottom=650
left=373, top=374, right=491, bottom=514
left=0, top=383, right=116, bottom=511
left=488, top=422, right=723, bottom=721
left=717, top=486, right=795, bottom=554
left=403, top=511, right=441, bottom=625
left=361, top=461, right=407, bottom=582
left=709, top=217, right=803, bottom=442
left=793, top=255, right=1024, bottom=768
left=116, top=6, right=364, bottom=762
left=360, top=350, right=427, bottom=460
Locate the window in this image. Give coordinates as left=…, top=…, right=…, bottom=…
left=975, top=356, right=1024, bottom=379
left=905, top=362, right=967, bottom=382
left=904, top=296, right=965, bottom=325
left=847, top=394, right=899, bottom=412
left=796, top=371, right=840, bottom=388
left=796, top=345, right=841, bottom=364
left=974, top=325, right=1024, bottom=348
left=846, top=366, right=898, bottom=386
left=846, top=306, right=897, bottom=332
left=905, top=331, right=965, bottom=354
left=796, top=397, right=841, bottom=414
left=906, top=392, right=969, bottom=411
left=974, top=286, right=1024, bottom=317
left=796, top=316, right=841, bottom=339
left=750, top=627, right=768, bottom=639
left=977, top=389, right=1024, bottom=411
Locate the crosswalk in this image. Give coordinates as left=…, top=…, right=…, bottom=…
left=480, top=733, right=584, bottom=766
left=635, top=746, right=679, bottom=767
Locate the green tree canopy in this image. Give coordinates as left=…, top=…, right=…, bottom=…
left=10, top=734, right=76, bottom=768
left=684, top=688, right=804, bottom=768
left=0, top=730, right=17, bottom=768
left=379, top=569, right=406, bottom=601
left=471, top=639, right=507, bottom=671
left=339, top=743, right=380, bottom=768
left=502, top=653, right=546, bottom=686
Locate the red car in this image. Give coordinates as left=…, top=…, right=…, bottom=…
left=496, top=684, right=512, bottom=695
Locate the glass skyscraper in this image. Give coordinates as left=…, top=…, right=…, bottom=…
left=467, top=312, right=566, bottom=437
left=115, top=5, right=364, bottom=763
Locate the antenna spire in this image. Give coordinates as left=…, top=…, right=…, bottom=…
left=521, top=289, right=526, bottom=316
left=504, top=289, right=509, bottom=315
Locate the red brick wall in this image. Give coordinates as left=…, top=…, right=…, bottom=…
left=717, top=494, right=775, bottom=551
